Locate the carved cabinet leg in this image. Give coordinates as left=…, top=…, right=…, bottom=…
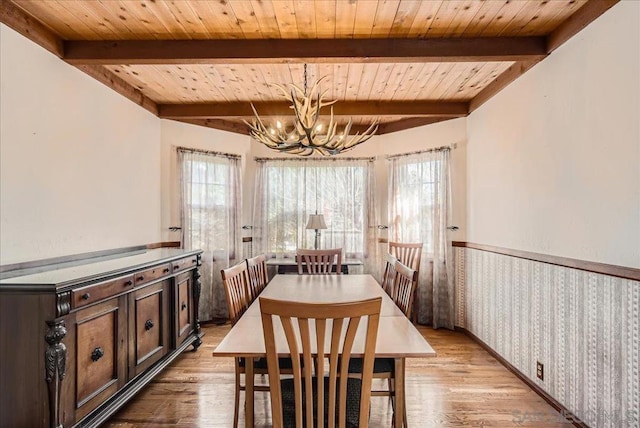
left=45, top=320, right=67, bottom=428
left=191, top=253, right=203, bottom=351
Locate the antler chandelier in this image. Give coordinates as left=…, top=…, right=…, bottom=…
left=245, top=64, right=378, bottom=156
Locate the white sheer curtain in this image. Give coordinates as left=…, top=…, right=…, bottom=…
left=179, top=148, right=242, bottom=321
left=388, top=148, right=454, bottom=329
left=253, top=158, right=379, bottom=277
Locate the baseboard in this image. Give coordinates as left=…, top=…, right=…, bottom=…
left=455, top=327, right=589, bottom=428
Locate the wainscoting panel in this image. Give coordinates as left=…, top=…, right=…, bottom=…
left=456, top=247, right=639, bottom=428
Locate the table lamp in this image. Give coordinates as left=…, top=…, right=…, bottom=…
left=305, top=213, right=327, bottom=249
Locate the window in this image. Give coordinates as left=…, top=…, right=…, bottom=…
left=182, top=159, right=234, bottom=254
left=253, top=158, right=375, bottom=258
left=388, top=148, right=453, bottom=327
left=389, top=151, right=449, bottom=256
left=179, top=148, right=242, bottom=320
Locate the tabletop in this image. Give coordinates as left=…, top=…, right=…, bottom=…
left=214, top=274, right=435, bottom=358
left=242, top=274, right=405, bottom=317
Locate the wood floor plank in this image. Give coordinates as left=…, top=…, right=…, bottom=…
left=105, top=324, right=570, bottom=427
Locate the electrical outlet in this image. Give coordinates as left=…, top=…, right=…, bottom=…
left=536, top=361, right=544, bottom=381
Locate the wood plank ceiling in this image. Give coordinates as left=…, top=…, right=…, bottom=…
left=1, top=0, right=618, bottom=136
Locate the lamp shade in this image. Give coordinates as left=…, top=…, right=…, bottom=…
left=306, top=214, right=327, bottom=230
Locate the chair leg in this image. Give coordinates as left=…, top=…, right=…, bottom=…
left=233, top=364, right=240, bottom=428
left=389, top=376, right=397, bottom=426
left=403, top=403, right=408, bottom=428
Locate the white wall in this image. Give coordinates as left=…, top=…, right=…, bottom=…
left=0, top=25, right=162, bottom=264
left=466, top=1, right=640, bottom=268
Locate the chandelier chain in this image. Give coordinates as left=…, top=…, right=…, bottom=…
left=303, top=63, right=308, bottom=96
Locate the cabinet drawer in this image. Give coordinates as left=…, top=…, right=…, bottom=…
left=75, top=298, right=127, bottom=420
left=171, top=256, right=198, bottom=274
left=72, top=275, right=134, bottom=309
left=134, top=264, right=171, bottom=287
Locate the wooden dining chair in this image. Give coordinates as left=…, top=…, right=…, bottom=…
left=392, top=260, right=419, bottom=318
left=259, top=296, right=381, bottom=428
left=388, top=241, right=423, bottom=272
left=296, top=248, right=343, bottom=275
left=222, top=262, right=251, bottom=324
left=389, top=241, right=422, bottom=323
left=352, top=260, right=417, bottom=427
left=246, top=254, right=269, bottom=302
left=380, top=252, right=398, bottom=298
left=222, top=262, right=270, bottom=428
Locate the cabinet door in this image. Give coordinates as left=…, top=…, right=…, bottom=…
left=174, top=271, right=194, bottom=346
left=128, top=280, right=170, bottom=379
left=75, top=296, right=127, bottom=420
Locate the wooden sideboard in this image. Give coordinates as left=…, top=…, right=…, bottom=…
left=0, top=248, right=203, bottom=428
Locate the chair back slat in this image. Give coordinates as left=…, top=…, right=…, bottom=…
left=389, top=241, right=423, bottom=272
left=393, top=260, right=418, bottom=319
left=296, top=248, right=343, bottom=275
left=246, top=254, right=269, bottom=302
left=221, top=262, right=250, bottom=324
left=381, top=252, right=398, bottom=298
left=260, top=297, right=381, bottom=428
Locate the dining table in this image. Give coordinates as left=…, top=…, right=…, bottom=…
left=213, top=274, right=436, bottom=428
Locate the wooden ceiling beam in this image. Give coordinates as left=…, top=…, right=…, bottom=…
left=377, top=118, right=454, bottom=135
left=1, top=0, right=158, bottom=115
left=168, top=119, right=250, bottom=135
left=171, top=119, right=378, bottom=136
left=158, top=101, right=469, bottom=119
left=547, top=0, right=619, bottom=53
left=469, top=60, right=539, bottom=112
left=470, top=0, right=620, bottom=112
left=63, top=37, right=547, bottom=65
left=1, top=0, right=63, bottom=57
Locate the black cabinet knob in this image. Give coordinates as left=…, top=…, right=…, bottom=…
left=137, top=275, right=145, bottom=281
left=91, top=347, right=104, bottom=362
left=81, top=293, right=90, bottom=300
left=163, top=268, right=170, bottom=273
left=144, top=319, right=154, bottom=331
left=124, top=280, right=133, bottom=287
left=181, top=302, right=187, bottom=311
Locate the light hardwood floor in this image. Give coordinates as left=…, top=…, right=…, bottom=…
left=105, top=323, right=570, bottom=427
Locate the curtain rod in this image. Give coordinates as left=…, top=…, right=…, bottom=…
left=254, top=156, right=376, bottom=163
left=385, top=144, right=453, bottom=160
left=177, top=146, right=241, bottom=160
